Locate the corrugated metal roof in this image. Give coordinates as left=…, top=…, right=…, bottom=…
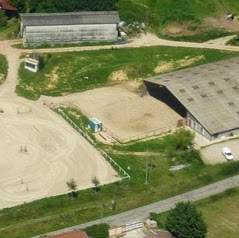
left=144, top=57, right=239, bottom=135
left=20, top=11, right=120, bottom=27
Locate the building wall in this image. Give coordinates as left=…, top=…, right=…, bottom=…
left=22, top=24, right=118, bottom=45
left=186, top=112, right=239, bottom=140
left=186, top=112, right=212, bottom=140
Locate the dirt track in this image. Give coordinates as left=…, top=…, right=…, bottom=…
left=1, top=33, right=239, bottom=208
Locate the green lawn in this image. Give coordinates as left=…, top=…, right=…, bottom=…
left=16, top=46, right=239, bottom=100
left=153, top=188, right=239, bottom=238
left=0, top=54, right=8, bottom=83
left=2, top=108, right=239, bottom=237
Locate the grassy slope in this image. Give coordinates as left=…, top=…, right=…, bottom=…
left=0, top=54, right=8, bottom=81
left=117, top=0, right=239, bottom=41
left=16, top=46, right=239, bottom=100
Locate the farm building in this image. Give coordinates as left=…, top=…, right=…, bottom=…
left=144, top=57, right=239, bottom=141
left=20, top=11, right=120, bottom=45
left=0, top=0, right=17, bottom=11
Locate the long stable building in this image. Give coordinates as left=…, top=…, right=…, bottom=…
left=145, top=57, right=239, bottom=140
left=20, top=11, right=120, bottom=45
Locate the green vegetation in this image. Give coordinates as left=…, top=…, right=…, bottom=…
left=0, top=54, right=8, bottom=82
left=0, top=18, right=19, bottom=40
left=160, top=29, right=234, bottom=43
left=0, top=12, right=8, bottom=27
left=166, top=202, right=207, bottom=238
left=10, top=0, right=117, bottom=13
left=13, top=41, right=116, bottom=50
left=227, top=35, right=239, bottom=46
left=84, top=224, right=109, bottom=238
left=117, top=0, right=238, bottom=39
left=16, top=46, right=239, bottom=100
left=151, top=188, right=239, bottom=238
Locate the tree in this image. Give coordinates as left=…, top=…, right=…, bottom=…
left=91, top=176, right=100, bottom=193
left=171, top=128, right=195, bottom=150
left=66, top=178, right=77, bottom=199
left=165, top=202, right=207, bottom=238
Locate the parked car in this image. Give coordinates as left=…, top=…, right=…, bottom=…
left=222, top=147, right=234, bottom=161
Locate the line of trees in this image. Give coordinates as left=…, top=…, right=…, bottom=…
left=10, top=0, right=119, bottom=13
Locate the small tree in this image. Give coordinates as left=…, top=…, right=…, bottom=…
left=171, top=128, right=195, bottom=150
left=91, top=176, right=100, bottom=193
left=166, top=202, right=207, bottom=238
left=66, top=178, right=77, bottom=199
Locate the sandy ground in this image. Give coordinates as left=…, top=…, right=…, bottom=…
left=201, top=139, right=239, bottom=164
left=0, top=98, right=117, bottom=209
left=47, top=85, right=182, bottom=141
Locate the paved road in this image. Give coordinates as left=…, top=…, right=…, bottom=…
left=33, top=175, right=239, bottom=237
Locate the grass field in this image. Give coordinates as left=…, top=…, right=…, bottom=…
left=16, top=46, right=239, bottom=100
left=0, top=54, right=8, bottom=82
left=117, top=0, right=239, bottom=37
left=2, top=107, right=239, bottom=237
left=153, top=188, right=239, bottom=238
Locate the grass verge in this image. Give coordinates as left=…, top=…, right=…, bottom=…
left=0, top=54, right=8, bottom=83
left=159, top=29, right=234, bottom=43
left=151, top=188, right=239, bottom=238
left=16, top=46, right=239, bottom=100
left=13, top=41, right=117, bottom=49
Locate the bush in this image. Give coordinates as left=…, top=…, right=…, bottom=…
left=166, top=202, right=207, bottom=238
left=84, top=223, right=109, bottom=238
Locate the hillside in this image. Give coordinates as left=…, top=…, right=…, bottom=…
left=117, top=0, right=239, bottom=40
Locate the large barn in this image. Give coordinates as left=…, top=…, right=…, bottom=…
left=20, top=11, right=120, bottom=45
left=144, top=57, right=239, bottom=141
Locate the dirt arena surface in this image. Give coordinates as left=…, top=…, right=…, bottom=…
left=54, top=85, right=182, bottom=141
left=0, top=98, right=117, bottom=209
left=201, top=139, right=239, bottom=164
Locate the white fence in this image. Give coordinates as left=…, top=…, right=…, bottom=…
left=56, top=108, right=130, bottom=180
left=122, top=221, right=144, bottom=232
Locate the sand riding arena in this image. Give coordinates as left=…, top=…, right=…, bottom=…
left=0, top=98, right=117, bottom=209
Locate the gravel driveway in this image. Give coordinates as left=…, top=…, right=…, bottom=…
left=201, top=139, right=239, bottom=164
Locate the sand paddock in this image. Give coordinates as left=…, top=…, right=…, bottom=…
left=0, top=99, right=117, bottom=209
left=59, top=86, right=182, bottom=141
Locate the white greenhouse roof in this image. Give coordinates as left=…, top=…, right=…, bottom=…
left=21, top=11, right=120, bottom=27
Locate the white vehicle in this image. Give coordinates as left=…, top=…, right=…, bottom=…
left=222, top=147, right=234, bottom=161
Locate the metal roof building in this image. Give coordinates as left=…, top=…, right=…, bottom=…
left=20, top=11, right=120, bottom=45
left=145, top=57, right=239, bottom=140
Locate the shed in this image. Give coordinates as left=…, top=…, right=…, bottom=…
left=20, top=11, right=120, bottom=45
left=24, top=58, right=39, bottom=73
left=88, top=118, right=102, bottom=133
